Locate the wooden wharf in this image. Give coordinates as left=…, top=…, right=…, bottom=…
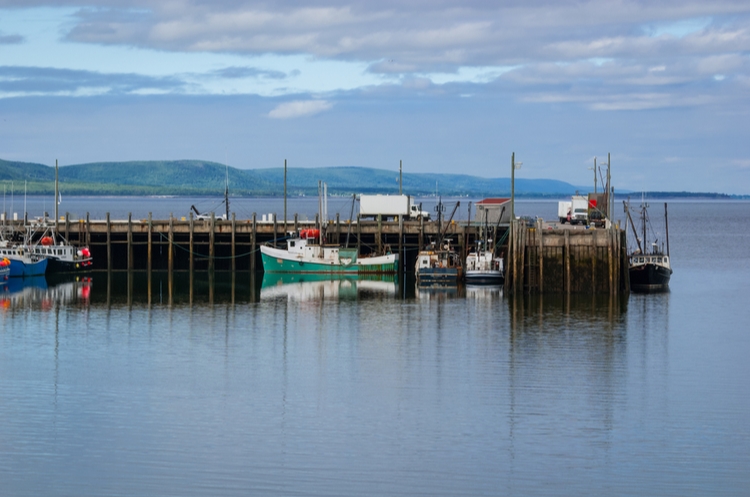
left=4, top=212, right=630, bottom=295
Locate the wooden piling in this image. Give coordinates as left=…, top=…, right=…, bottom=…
left=231, top=213, right=236, bottom=272
left=189, top=213, right=194, bottom=271
left=147, top=212, right=153, bottom=272
left=168, top=215, right=174, bottom=273
left=127, top=213, right=133, bottom=270
left=251, top=213, right=257, bottom=273
left=106, top=212, right=111, bottom=272
left=209, top=214, right=215, bottom=272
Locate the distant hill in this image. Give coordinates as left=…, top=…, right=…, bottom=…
left=0, top=158, right=738, bottom=198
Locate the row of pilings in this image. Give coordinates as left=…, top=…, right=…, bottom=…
left=504, top=220, right=630, bottom=295
left=10, top=212, right=629, bottom=295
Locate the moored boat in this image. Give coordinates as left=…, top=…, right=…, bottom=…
left=624, top=199, right=673, bottom=292
left=415, top=239, right=463, bottom=285
left=261, top=228, right=398, bottom=274
left=0, top=243, right=49, bottom=277
left=25, top=221, right=93, bottom=273
left=415, top=199, right=463, bottom=286
left=465, top=240, right=504, bottom=285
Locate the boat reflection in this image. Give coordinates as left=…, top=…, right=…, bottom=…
left=0, top=274, right=92, bottom=309
left=465, top=284, right=504, bottom=300
left=261, top=273, right=398, bottom=302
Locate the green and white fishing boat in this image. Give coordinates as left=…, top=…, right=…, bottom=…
left=261, top=181, right=398, bottom=274
left=261, top=228, right=398, bottom=274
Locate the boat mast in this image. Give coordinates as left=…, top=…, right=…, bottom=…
left=224, top=165, right=229, bottom=219
left=54, top=159, right=59, bottom=236
left=664, top=202, right=670, bottom=257
left=623, top=200, right=643, bottom=254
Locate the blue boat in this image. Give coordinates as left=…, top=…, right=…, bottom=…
left=0, top=245, right=48, bottom=277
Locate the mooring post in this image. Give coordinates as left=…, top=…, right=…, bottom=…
left=251, top=213, right=257, bottom=273
left=106, top=212, right=112, bottom=271
left=168, top=214, right=174, bottom=273
left=65, top=212, right=70, bottom=241
left=377, top=215, right=383, bottom=254
left=273, top=215, right=278, bottom=249
left=147, top=212, right=153, bottom=273
left=189, top=212, right=194, bottom=271
left=538, top=223, right=544, bottom=294
left=86, top=212, right=91, bottom=246
left=399, top=216, right=404, bottom=270
left=294, top=213, right=298, bottom=233
left=564, top=229, right=570, bottom=295
left=231, top=212, right=236, bottom=272
left=127, top=212, right=133, bottom=270
left=608, top=227, right=614, bottom=296
left=357, top=214, right=361, bottom=254
left=209, top=213, right=215, bottom=272
left=592, top=229, right=598, bottom=293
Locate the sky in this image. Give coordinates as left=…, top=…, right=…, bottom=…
left=0, top=1, right=749, bottom=194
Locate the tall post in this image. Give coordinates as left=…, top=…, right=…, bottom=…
left=251, top=213, right=257, bottom=273
left=607, top=152, right=611, bottom=221
left=106, top=212, right=111, bottom=271
left=231, top=212, right=236, bottom=272
left=189, top=212, right=194, bottom=271
left=54, top=159, right=59, bottom=232
left=209, top=213, right=215, bottom=272
left=284, top=159, right=287, bottom=233
left=399, top=160, right=402, bottom=195
left=511, top=152, right=515, bottom=223
left=168, top=214, right=174, bottom=273
left=127, top=212, right=133, bottom=270
left=147, top=212, right=153, bottom=273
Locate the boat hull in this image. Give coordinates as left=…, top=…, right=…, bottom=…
left=416, top=267, right=462, bottom=286
left=0, top=266, right=9, bottom=283
left=8, top=258, right=48, bottom=277
left=261, top=245, right=398, bottom=274
left=45, top=257, right=93, bottom=273
left=629, top=263, right=671, bottom=292
left=465, top=270, right=504, bottom=285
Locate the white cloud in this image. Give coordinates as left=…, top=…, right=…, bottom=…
left=268, top=99, right=333, bottom=119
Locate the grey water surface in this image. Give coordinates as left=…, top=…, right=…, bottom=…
left=1, top=200, right=749, bottom=496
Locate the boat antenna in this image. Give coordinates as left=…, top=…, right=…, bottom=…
left=224, top=165, right=229, bottom=219
left=55, top=159, right=59, bottom=236
left=664, top=202, right=670, bottom=257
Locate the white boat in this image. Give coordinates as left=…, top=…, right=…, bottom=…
left=465, top=240, right=504, bottom=285
left=261, top=229, right=398, bottom=274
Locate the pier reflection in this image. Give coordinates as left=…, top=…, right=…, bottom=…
left=93, top=271, right=262, bottom=307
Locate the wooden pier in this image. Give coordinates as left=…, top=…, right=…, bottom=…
left=6, top=211, right=630, bottom=295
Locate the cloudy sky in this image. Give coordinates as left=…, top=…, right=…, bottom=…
left=1, top=1, right=749, bottom=194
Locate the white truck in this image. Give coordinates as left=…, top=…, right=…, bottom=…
left=359, top=194, right=430, bottom=220
left=557, top=201, right=572, bottom=224
left=558, top=196, right=589, bottom=225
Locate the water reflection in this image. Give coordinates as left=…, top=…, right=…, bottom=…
left=261, top=273, right=398, bottom=302
left=0, top=274, right=92, bottom=310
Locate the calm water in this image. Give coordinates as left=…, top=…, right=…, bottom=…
left=1, top=200, right=749, bottom=496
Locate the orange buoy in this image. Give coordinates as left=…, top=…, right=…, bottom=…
left=41, top=236, right=54, bottom=246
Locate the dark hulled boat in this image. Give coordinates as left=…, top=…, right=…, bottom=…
left=624, top=199, right=673, bottom=292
